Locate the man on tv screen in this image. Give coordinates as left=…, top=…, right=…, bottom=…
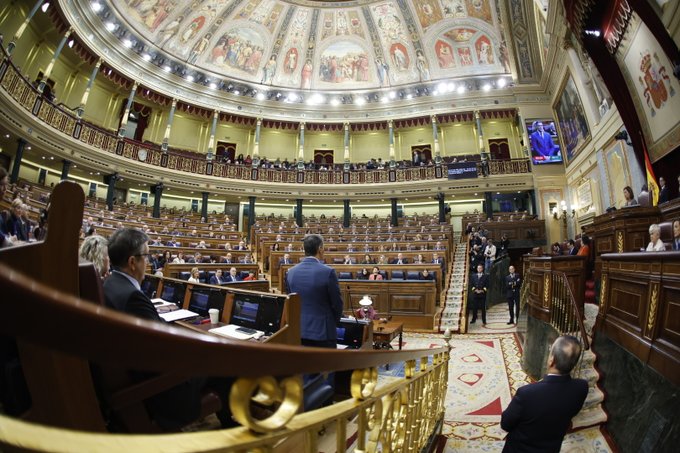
left=528, top=121, right=562, bottom=163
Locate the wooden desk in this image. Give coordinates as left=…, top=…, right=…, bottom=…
left=176, top=320, right=268, bottom=343
left=372, top=320, right=404, bottom=350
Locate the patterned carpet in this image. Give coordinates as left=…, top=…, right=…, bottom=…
left=380, top=331, right=615, bottom=453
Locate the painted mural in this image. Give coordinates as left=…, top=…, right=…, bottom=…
left=318, top=42, right=371, bottom=84
left=553, top=73, right=590, bottom=163
left=110, top=0, right=517, bottom=91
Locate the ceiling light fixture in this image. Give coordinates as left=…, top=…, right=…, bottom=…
left=330, top=97, right=340, bottom=106
left=497, top=78, right=507, bottom=88
left=41, top=2, right=50, bottom=13
left=457, top=85, right=466, bottom=94
left=355, top=96, right=366, bottom=106
left=105, top=22, right=116, bottom=32
left=142, top=53, right=151, bottom=61
left=123, top=39, right=132, bottom=48
left=482, top=83, right=491, bottom=92
left=91, top=2, right=102, bottom=13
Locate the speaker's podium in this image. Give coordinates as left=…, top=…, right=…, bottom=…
left=336, top=317, right=374, bottom=350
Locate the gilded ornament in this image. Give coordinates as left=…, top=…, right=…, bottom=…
left=229, top=375, right=302, bottom=433
left=351, top=367, right=378, bottom=400
left=646, top=285, right=658, bottom=333
left=617, top=231, right=624, bottom=253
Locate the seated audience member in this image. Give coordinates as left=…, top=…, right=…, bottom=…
left=673, top=220, right=680, bottom=251
left=196, top=240, right=207, bottom=249
left=501, top=336, right=588, bottom=452
left=357, top=268, right=370, bottom=280
left=221, top=252, right=234, bottom=264
left=355, top=298, right=378, bottom=320
left=391, top=253, right=408, bottom=265
left=240, top=253, right=253, bottom=264
left=413, top=254, right=424, bottom=264
left=551, top=242, right=562, bottom=256
left=158, top=250, right=171, bottom=270
left=172, top=252, right=186, bottom=264
left=210, top=269, right=225, bottom=285
left=102, top=228, right=235, bottom=429
left=638, top=184, right=651, bottom=207
left=188, top=267, right=200, bottom=283
left=342, top=254, right=354, bottom=265
left=567, top=239, right=579, bottom=256
left=646, top=224, right=665, bottom=251
left=167, top=237, right=180, bottom=247
left=622, top=186, right=638, bottom=207
left=361, top=254, right=374, bottom=265
left=79, top=234, right=110, bottom=279
left=576, top=235, right=591, bottom=257
left=4, top=198, right=29, bottom=242
left=279, top=253, right=292, bottom=265
left=242, top=271, right=256, bottom=281
left=419, top=269, right=434, bottom=280
left=432, top=253, right=444, bottom=266
left=369, top=266, right=383, bottom=280
left=225, top=267, right=241, bottom=282
left=188, top=252, right=203, bottom=264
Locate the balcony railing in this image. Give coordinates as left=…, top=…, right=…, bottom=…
left=1, top=55, right=531, bottom=184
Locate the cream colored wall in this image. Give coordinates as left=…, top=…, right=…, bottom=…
left=397, top=127, right=434, bottom=160
left=167, top=113, right=204, bottom=151
left=440, top=124, right=477, bottom=156
left=351, top=132, right=390, bottom=161
left=483, top=120, right=522, bottom=157
left=259, top=129, right=297, bottom=160
left=304, top=132, right=344, bottom=163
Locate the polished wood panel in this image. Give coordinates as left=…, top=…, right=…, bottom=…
left=593, top=207, right=660, bottom=255
left=600, top=251, right=680, bottom=386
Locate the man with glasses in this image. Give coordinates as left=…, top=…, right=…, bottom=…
left=103, top=227, right=236, bottom=429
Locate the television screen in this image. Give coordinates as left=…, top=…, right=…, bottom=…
left=447, top=162, right=478, bottom=179
left=160, top=281, right=186, bottom=306
left=526, top=119, right=563, bottom=165
left=141, top=276, right=159, bottom=298
left=231, top=293, right=284, bottom=334
left=188, top=290, right=210, bottom=316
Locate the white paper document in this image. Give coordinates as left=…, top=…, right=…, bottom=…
left=159, top=309, right=198, bottom=322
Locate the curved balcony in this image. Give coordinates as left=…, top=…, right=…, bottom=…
left=0, top=54, right=532, bottom=198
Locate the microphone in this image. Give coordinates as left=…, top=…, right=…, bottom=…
left=350, top=296, right=361, bottom=324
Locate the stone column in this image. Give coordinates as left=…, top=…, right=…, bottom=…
left=388, top=120, right=396, bottom=168
left=252, top=117, right=262, bottom=166
left=343, top=199, right=351, bottom=228
left=10, top=139, right=27, bottom=184
left=105, top=173, right=119, bottom=211
left=391, top=198, right=398, bottom=227
left=152, top=182, right=163, bottom=218
left=7, top=0, right=47, bottom=55
left=247, top=196, right=256, bottom=239
left=484, top=192, right=494, bottom=220
left=475, top=110, right=485, bottom=154
left=161, top=98, right=178, bottom=152
left=432, top=115, right=442, bottom=164
left=437, top=192, right=446, bottom=224
left=77, top=59, right=102, bottom=118
left=297, top=122, right=305, bottom=170
left=296, top=199, right=303, bottom=228
left=516, top=109, right=530, bottom=157
left=60, top=159, right=71, bottom=181
left=343, top=122, right=350, bottom=170
left=201, top=192, right=209, bottom=221
left=118, top=82, right=138, bottom=137
left=38, top=27, right=73, bottom=93
left=529, top=190, right=537, bottom=216
left=206, top=110, right=219, bottom=161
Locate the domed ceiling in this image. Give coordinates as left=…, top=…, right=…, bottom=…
left=62, top=0, right=542, bottom=119
left=108, top=0, right=535, bottom=91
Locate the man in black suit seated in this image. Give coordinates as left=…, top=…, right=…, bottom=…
left=224, top=267, right=241, bottom=282
left=209, top=269, right=225, bottom=285
left=103, top=228, right=235, bottom=430
left=501, top=335, right=588, bottom=452
left=658, top=177, right=669, bottom=203
left=279, top=253, right=292, bottom=265
left=673, top=220, right=680, bottom=251
left=469, top=264, right=488, bottom=325
left=391, top=253, right=408, bottom=264
left=567, top=239, right=579, bottom=256
left=505, top=265, right=521, bottom=325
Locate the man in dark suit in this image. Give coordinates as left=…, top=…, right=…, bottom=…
left=501, top=335, right=588, bottom=452
left=673, top=220, right=680, bottom=251
left=505, top=265, right=521, bottom=324
left=391, top=253, right=408, bottom=265
left=103, top=228, right=234, bottom=429
left=529, top=121, right=556, bottom=158
left=279, top=253, right=292, bottom=265
left=224, top=267, right=241, bottom=282
left=209, top=269, right=224, bottom=285
left=659, top=177, right=669, bottom=203
left=286, top=234, right=343, bottom=348
left=567, top=239, right=579, bottom=256
left=469, top=264, right=488, bottom=325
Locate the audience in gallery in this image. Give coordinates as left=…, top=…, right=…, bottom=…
left=357, top=268, right=370, bottom=280
left=551, top=242, right=562, bottom=256
left=646, top=224, right=666, bottom=252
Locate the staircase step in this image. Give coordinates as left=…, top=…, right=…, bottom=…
left=572, top=405, right=608, bottom=428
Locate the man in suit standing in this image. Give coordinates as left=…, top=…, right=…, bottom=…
left=672, top=220, right=680, bottom=251
left=659, top=177, right=669, bottom=203
left=506, top=265, right=521, bottom=325
left=501, top=335, right=588, bottom=452
left=529, top=121, right=556, bottom=158
left=286, top=234, right=344, bottom=348
left=103, top=228, right=234, bottom=429
left=469, top=264, right=488, bottom=325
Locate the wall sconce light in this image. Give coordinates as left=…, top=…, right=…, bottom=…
left=552, top=200, right=575, bottom=223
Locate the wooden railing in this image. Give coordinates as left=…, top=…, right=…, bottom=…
left=0, top=54, right=530, bottom=185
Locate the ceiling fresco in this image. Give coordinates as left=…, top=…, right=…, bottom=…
left=110, top=0, right=532, bottom=91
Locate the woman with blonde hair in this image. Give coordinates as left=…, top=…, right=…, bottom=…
left=79, top=234, right=110, bottom=279
left=188, top=267, right=201, bottom=283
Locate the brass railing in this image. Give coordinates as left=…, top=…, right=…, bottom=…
left=0, top=54, right=531, bottom=185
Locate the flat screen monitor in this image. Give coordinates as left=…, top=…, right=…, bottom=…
left=231, top=293, right=284, bottom=335
left=525, top=119, right=563, bottom=165
left=336, top=320, right=365, bottom=349
left=141, top=275, right=160, bottom=298
left=188, top=288, right=226, bottom=318
left=159, top=281, right=186, bottom=306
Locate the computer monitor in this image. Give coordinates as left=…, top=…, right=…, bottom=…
left=141, top=275, right=160, bottom=299
left=231, top=293, right=284, bottom=335
left=159, top=281, right=187, bottom=306
left=188, top=288, right=226, bottom=318
left=336, top=320, right=365, bottom=349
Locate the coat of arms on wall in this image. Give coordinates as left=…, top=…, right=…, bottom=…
left=637, top=50, right=675, bottom=117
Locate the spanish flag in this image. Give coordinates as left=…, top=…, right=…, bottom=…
left=643, top=139, right=659, bottom=206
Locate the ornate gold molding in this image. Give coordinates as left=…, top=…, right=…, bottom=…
left=229, top=375, right=302, bottom=433
left=646, top=284, right=659, bottom=335
left=616, top=231, right=624, bottom=253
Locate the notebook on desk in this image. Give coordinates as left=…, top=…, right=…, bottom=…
left=209, top=324, right=264, bottom=340
left=159, top=309, right=199, bottom=322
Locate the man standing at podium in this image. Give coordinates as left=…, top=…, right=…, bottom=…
left=286, top=234, right=344, bottom=348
